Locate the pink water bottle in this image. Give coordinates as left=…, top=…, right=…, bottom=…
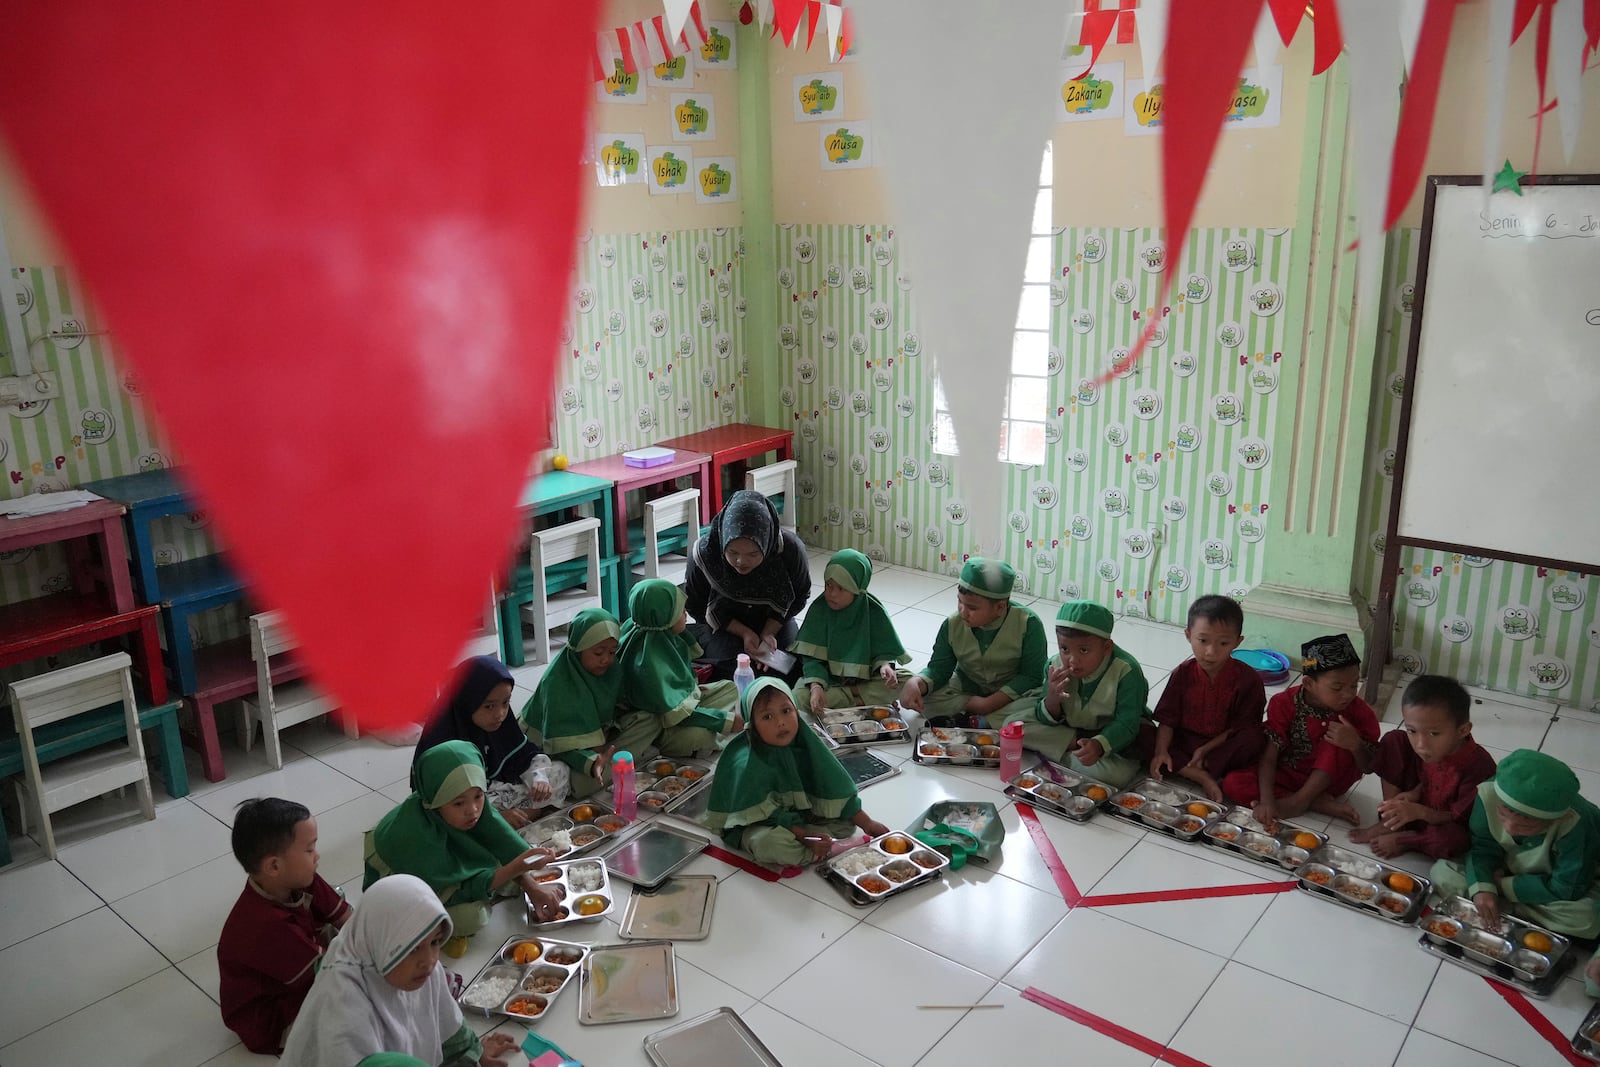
left=612, top=750, right=637, bottom=822
left=999, top=721, right=1024, bottom=782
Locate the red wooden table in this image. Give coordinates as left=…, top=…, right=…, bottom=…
left=567, top=449, right=713, bottom=557
left=0, top=595, right=167, bottom=704
left=0, top=499, right=136, bottom=613
left=182, top=635, right=309, bottom=782
left=655, top=423, right=795, bottom=516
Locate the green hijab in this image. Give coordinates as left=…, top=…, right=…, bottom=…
left=365, top=741, right=528, bottom=894
left=356, top=1056, right=431, bottom=1067
left=705, top=678, right=860, bottom=836
left=521, top=608, right=623, bottom=753
left=618, top=579, right=703, bottom=725
left=792, top=549, right=909, bottom=679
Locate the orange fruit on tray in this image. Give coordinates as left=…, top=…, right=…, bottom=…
left=510, top=941, right=543, bottom=964
left=1185, top=802, right=1211, bottom=817
left=1292, top=832, right=1320, bottom=850
left=569, top=805, right=595, bottom=822
left=1523, top=931, right=1554, bottom=953
left=1386, top=872, right=1416, bottom=894
left=1085, top=785, right=1108, bottom=801
left=880, top=836, right=913, bottom=854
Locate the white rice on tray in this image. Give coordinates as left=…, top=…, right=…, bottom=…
left=832, top=850, right=883, bottom=878
left=568, top=863, right=604, bottom=893
left=462, top=973, right=518, bottom=1010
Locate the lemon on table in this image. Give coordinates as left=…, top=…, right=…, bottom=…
left=1523, top=931, right=1553, bottom=953
left=552, top=453, right=569, bottom=470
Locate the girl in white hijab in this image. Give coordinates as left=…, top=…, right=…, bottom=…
left=279, top=874, right=518, bottom=1067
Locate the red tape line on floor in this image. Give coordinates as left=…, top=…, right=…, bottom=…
left=1021, top=986, right=1214, bottom=1067
left=1484, top=977, right=1592, bottom=1067
left=1078, top=880, right=1299, bottom=908
left=704, top=844, right=781, bottom=882
left=1017, top=802, right=1081, bottom=906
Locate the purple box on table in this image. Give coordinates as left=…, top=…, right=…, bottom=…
left=622, top=447, right=676, bottom=468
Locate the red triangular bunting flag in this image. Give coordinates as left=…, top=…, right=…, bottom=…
left=1384, top=0, right=1461, bottom=227
left=1266, top=0, right=1306, bottom=43
left=615, top=23, right=642, bottom=73
left=1586, top=0, right=1600, bottom=55
left=1512, top=0, right=1544, bottom=39
left=689, top=0, right=711, bottom=43
left=774, top=0, right=806, bottom=45
left=807, top=0, right=823, bottom=50
left=1313, top=0, right=1344, bottom=73
left=1079, top=1, right=1121, bottom=71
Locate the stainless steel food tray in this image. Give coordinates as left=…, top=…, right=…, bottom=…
left=578, top=939, right=680, bottom=1025
left=618, top=874, right=718, bottom=941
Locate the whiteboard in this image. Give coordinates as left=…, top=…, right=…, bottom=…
left=1396, top=180, right=1600, bottom=568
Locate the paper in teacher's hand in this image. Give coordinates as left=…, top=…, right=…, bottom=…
left=754, top=647, right=796, bottom=674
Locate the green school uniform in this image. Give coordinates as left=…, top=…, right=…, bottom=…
left=792, top=550, right=911, bottom=711
left=704, top=678, right=863, bottom=866
left=1000, top=645, right=1150, bottom=786
left=917, top=601, right=1046, bottom=719
left=1430, top=779, right=1600, bottom=939
left=519, top=608, right=659, bottom=797
left=618, top=579, right=739, bottom=756
left=363, top=741, right=530, bottom=937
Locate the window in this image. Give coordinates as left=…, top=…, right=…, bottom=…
left=933, top=142, right=1051, bottom=465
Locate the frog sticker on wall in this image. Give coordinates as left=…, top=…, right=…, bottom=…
left=1249, top=365, right=1278, bottom=394
left=1132, top=390, right=1161, bottom=420
left=1216, top=321, right=1243, bottom=349
left=945, top=500, right=969, bottom=526
left=794, top=235, right=817, bottom=262
left=1201, top=539, right=1232, bottom=570
left=574, top=285, right=596, bottom=314
left=800, top=422, right=820, bottom=445
left=1212, top=394, right=1243, bottom=426
left=797, top=301, right=817, bottom=327
left=581, top=420, right=604, bottom=450
left=1047, top=348, right=1065, bottom=376
left=1034, top=548, right=1057, bottom=574
left=1497, top=605, right=1539, bottom=641
left=1404, top=575, right=1439, bottom=607
left=1138, top=242, right=1166, bottom=274
left=1207, top=472, right=1233, bottom=496
left=1096, top=558, right=1122, bottom=583
left=868, top=426, right=890, bottom=453
left=1072, top=309, right=1095, bottom=334
left=825, top=386, right=843, bottom=410
left=1075, top=379, right=1100, bottom=408
left=820, top=327, right=839, bottom=350
left=1236, top=437, right=1270, bottom=470
left=1105, top=422, right=1130, bottom=448
left=1162, top=565, right=1191, bottom=593
left=924, top=525, right=945, bottom=548
left=824, top=263, right=843, bottom=288
left=1032, top=483, right=1059, bottom=509
left=850, top=265, right=871, bottom=294
left=1111, top=279, right=1136, bottom=304
left=1397, top=282, right=1416, bottom=316
left=1108, top=347, right=1136, bottom=380
left=1222, top=238, right=1255, bottom=272
left=1162, top=496, right=1187, bottom=521
left=849, top=334, right=869, bottom=357
left=636, top=407, right=656, bottom=433
left=1067, top=448, right=1089, bottom=473
left=1133, top=464, right=1158, bottom=491
left=1547, top=579, right=1586, bottom=612
left=850, top=509, right=870, bottom=535
left=894, top=517, right=914, bottom=539
left=927, top=462, right=949, bottom=488
left=1183, top=273, right=1212, bottom=303
left=901, top=332, right=922, bottom=357
left=1528, top=656, right=1570, bottom=691
left=1173, top=423, right=1201, bottom=453
left=1439, top=615, right=1473, bottom=643
left=648, top=311, right=669, bottom=338
left=1007, top=510, right=1030, bottom=533
left=735, top=296, right=748, bottom=318
left=779, top=386, right=795, bottom=408
left=901, top=457, right=920, bottom=480
left=1067, top=513, right=1092, bottom=541
left=873, top=369, right=893, bottom=393
left=1080, top=235, right=1105, bottom=263
left=714, top=333, right=732, bottom=360
left=1237, top=515, right=1265, bottom=543
left=777, top=267, right=794, bottom=290
left=1101, top=487, right=1128, bottom=517
left=1248, top=285, right=1282, bottom=317
left=1123, top=530, right=1153, bottom=558
left=895, top=395, right=915, bottom=417
left=79, top=408, right=114, bottom=445
left=779, top=324, right=797, bottom=350
left=825, top=505, right=844, bottom=527
left=867, top=302, right=892, bottom=330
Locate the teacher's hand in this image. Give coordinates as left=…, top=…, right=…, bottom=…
left=741, top=629, right=763, bottom=656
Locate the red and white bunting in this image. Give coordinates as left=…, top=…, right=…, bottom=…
left=825, top=1, right=845, bottom=60
left=639, top=15, right=681, bottom=67
left=662, top=0, right=697, bottom=45
left=1133, top=0, right=1168, bottom=77
left=1480, top=0, right=1516, bottom=206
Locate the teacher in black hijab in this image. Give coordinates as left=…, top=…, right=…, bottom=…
left=683, top=489, right=812, bottom=681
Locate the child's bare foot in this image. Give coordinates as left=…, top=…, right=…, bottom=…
left=1348, top=822, right=1384, bottom=844
left=1371, top=831, right=1418, bottom=859
left=1175, top=767, right=1224, bottom=803
left=1310, top=794, right=1361, bottom=825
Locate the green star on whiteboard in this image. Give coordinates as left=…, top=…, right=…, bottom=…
left=1492, top=159, right=1527, bottom=196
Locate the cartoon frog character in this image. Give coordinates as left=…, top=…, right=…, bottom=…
left=849, top=334, right=868, bottom=356
left=1070, top=514, right=1091, bottom=540
left=1551, top=584, right=1582, bottom=607
left=1111, top=280, right=1134, bottom=303
left=1185, top=274, right=1210, bottom=301
left=868, top=428, right=889, bottom=451
left=946, top=501, right=967, bottom=524
left=714, top=333, right=732, bottom=359
left=1141, top=244, right=1165, bottom=271
left=648, top=311, right=669, bottom=337
left=850, top=509, right=869, bottom=534
left=1239, top=441, right=1267, bottom=466
left=636, top=407, right=655, bottom=433
left=1067, top=449, right=1089, bottom=472
left=1172, top=352, right=1196, bottom=377
left=924, top=526, right=944, bottom=548
left=559, top=386, right=581, bottom=415
left=778, top=324, right=797, bottom=349
left=597, top=244, right=617, bottom=268
left=1134, top=392, right=1159, bottom=418
left=80, top=410, right=110, bottom=442
left=825, top=387, right=843, bottom=410
left=868, top=304, right=891, bottom=330
left=1398, top=283, right=1416, bottom=315
left=1007, top=511, right=1029, bottom=533
left=574, top=286, right=595, bottom=313
left=1076, top=380, right=1099, bottom=405
left=901, top=457, right=920, bottom=480
left=1105, top=423, right=1129, bottom=447
left=1224, top=239, right=1250, bottom=268
left=1531, top=661, right=1566, bottom=687
left=139, top=453, right=166, bottom=472
left=850, top=266, right=871, bottom=294
left=821, top=446, right=838, bottom=466
left=1134, top=466, right=1157, bottom=490
left=1175, top=424, right=1199, bottom=452
left=1217, top=323, right=1241, bottom=347
left=849, top=454, right=867, bottom=476
left=606, top=309, right=624, bottom=335
left=894, top=517, right=914, bottom=538
left=873, top=491, right=892, bottom=513
left=1214, top=396, right=1239, bottom=421
left=1081, top=236, right=1104, bottom=262
left=1102, top=488, right=1127, bottom=515
left=1207, top=473, right=1230, bottom=495
left=1072, top=309, right=1094, bottom=334
left=1164, top=565, right=1190, bottom=591
left=927, top=461, right=948, bottom=487
left=798, top=474, right=817, bottom=499
left=1035, top=550, right=1056, bottom=574
left=1238, top=517, right=1263, bottom=542
left=1125, top=532, right=1150, bottom=556
left=824, top=264, right=843, bottom=288
left=697, top=299, right=715, bottom=328
left=896, top=396, right=915, bottom=417
left=1441, top=616, right=1472, bottom=642
left=581, top=421, right=603, bottom=447
left=1500, top=607, right=1535, bottom=638
left=1033, top=483, right=1058, bottom=508
left=851, top=392, right=871, bottom=417
left=1163, top=497, right=1187, bottom=520
left=1250, top=287, right=1277, bottom=313
left=825, top=504, right=843, bottom=526
left=1203, top=540, right=1228, bottom=567
left=900, top=332, right=922, bottom=357
left=1096, top=559, right=1120, bottom=582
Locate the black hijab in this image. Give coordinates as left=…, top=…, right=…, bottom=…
left=410, top=656, right=535, bottom=788
left=690, top=490, right=796, bottom=627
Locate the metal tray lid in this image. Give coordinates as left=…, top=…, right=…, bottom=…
left=597, top=823, right=711, bottom=888
left=644, top=1006, right=784, bottom=1066
left=578, top=939, right=680, bottom=1026
left=619, top=875, right=719, bottom=941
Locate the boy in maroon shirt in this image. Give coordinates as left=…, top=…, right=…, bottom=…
left=1350, top=674, right=1497, bottom=859
left=217, top=797, right=351, bottom=1054
left=1149, top=596, right=1266, bottom=802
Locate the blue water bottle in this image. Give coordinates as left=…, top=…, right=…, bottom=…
left=733, top=652, right=756, bottom=698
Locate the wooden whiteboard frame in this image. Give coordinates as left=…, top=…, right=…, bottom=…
left=1365, top=173, right=1600, bottom=701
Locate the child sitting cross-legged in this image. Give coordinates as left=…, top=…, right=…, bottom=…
left=618, top=578, right=743, bottom=757
left=898, top=557, right=1047, bottom=728
left=705, top=677, right=890, bottom=867
left=1221, top=633, right=1380, bottom=826
left=218, top=798, right=352, bottom=1055
left=1348, top=674, right=1497, bottom=859
left=791, top=548, right=912, bottom=716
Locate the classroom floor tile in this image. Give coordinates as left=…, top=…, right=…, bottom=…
left=767, top=923, right=994, bottom=1067
left=0, top=967, right=238, bottom=1067
left=1172, top=961, right=1409, bottom=1067
left=1, top=574, right=1589, bottom=1067
left=0, top=857, right=102, bottom=950
left=887, top=605, right=948, bottom=657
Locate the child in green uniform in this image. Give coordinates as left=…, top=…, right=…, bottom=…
left=791, top=549, right=912, bottom=715
left=617, top=578, right=742, bottom=757
left=1008, top=601, right=1152, bottom=788
left=363, top=741, right=564, bottom=954
left=520, top=607, right=659, bottom=798
left=1430, top=748, right=1600, bottom=994
left=898, top=558, right=1047, bottom=728
left=705, top=677, right=890, bottom=866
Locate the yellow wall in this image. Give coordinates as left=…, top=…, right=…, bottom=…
left=1396, top=2, right=1600, bottom=227
left=769, top=29, right=1315, bottom=230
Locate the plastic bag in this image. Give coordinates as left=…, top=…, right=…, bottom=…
left=523, top=754, right=570, bottom=808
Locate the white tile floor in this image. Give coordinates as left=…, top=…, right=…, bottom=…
left=2, top=550, right=1595, bottom=1066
